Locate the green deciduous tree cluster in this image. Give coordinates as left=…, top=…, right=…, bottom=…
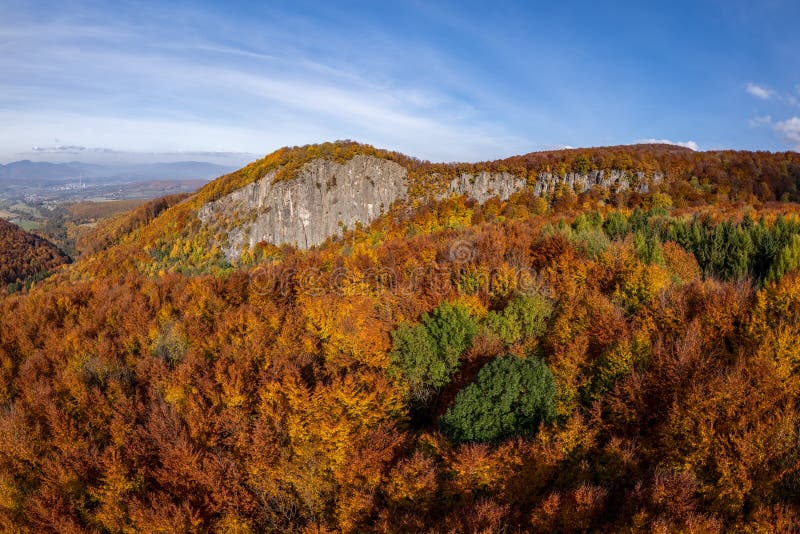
left=440, top=354, right=556, bottom=443
left=389, top=301, right=477, bottom=400
left=484, top=293, right=553, bottom=345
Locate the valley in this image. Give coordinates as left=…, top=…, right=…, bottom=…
left=0, top=160, right=234, bottom=257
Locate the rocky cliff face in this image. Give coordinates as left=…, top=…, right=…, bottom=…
left=198, top=155, right=408, bottom=259
left=445, top=172, right=527, bottom=203
left=446, top=169, right=661, bottom=202
left=534, top=169, right=661, bottom=195
left=199, top=155, right=663, bottom=258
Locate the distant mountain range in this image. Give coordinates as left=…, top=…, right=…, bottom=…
left=0, top=160, right=236, bottom=184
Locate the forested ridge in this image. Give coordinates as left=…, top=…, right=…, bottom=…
left=66, top=141, right=800, bottom=278
left=3, top=143, right=800, bottom=532
left=0, top=218, right=69, bottom=293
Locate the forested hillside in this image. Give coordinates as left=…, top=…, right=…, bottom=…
left=65, top=142, right=800, bottom=280
left=0, top=218, right=69, bottom=292
left=2, top=143, right=800, bottom=532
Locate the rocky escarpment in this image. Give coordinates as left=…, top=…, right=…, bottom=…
left=446, top=169, right=660, bottom=202
left=198, top=155, right=408, bottom=259
left=531, top=169, right=660, bottom=196
left=199, top=155, right=663, bottom=259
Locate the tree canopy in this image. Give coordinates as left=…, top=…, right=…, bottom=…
left=440, top=354, right=556, bottom=443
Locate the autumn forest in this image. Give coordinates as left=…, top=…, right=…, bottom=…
left=2, top=142, right=800, bottom=532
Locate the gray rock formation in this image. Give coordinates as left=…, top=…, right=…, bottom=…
left=445, top=169, right=662, bottom=201
left=530, top=170, right=662, bottom=196
left=198, top=155, right=664, bottom=258
left=446, top=172, right=527, bottom=203
left=198, top=155, right=408, bottom=260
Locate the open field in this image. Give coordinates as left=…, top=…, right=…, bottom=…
left=65, top=199, right=147, bottom=220
left=10, top=203, right=41, bottom=218
left=15, top=220, right=39, bottom=231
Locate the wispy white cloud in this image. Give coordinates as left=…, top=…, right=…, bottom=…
left=748, top=115, right=773, bottom=127
left=532, top=144, right=575, bottom=151
left=744, top=82, right=800, bottom=107
left=775, top=117, right=800, bottom=150
left=0, top=10, right=532, bottom=164
left=0, top=110, right=274, bottom=164
left=637, top=138, right=699, bottom=151
left=31, top=145, right=121, bottom=154
left=746, top=82, right=774, bottom=99
left=4, top=2, right=796, bottom=163
left=743, top=81, right=800, bottom=150
left=18, top=144, right=257, bottom=164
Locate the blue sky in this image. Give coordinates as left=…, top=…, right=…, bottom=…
left=1, top=0, right=799, bottom=165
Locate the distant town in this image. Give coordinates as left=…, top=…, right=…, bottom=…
left=0, top=159, right=234, bottom=238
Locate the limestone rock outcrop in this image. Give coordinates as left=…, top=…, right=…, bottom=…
left=198, top=155, right=664, bottom=258
left=446, top=169, right=661, bottom=202
left=198, top=155, right=408, bottom=259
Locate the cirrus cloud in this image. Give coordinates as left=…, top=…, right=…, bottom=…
left=748, top=115, right=772, bottom=127
left=746, top=83, right=774, bottom=100
left=775, top=117, right=800, bottom=149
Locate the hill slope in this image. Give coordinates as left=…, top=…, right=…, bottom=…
left=0, top=218, right=69, bottom=289
left=70, top=141, right=800, bottom=277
